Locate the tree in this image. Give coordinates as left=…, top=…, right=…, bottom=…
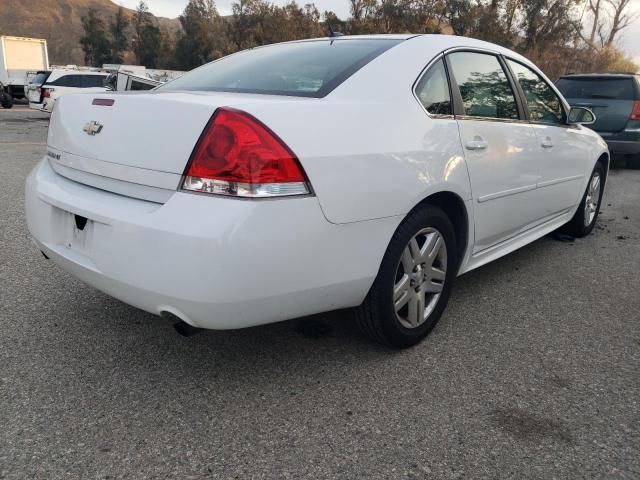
left=176, top=0, right=229, bottom=70
left=133, top=1, right=162, bottom=67
left=348, top=0, right=445, bottom=35
left=80, top=8, right=112, bottom=66
left=158, top=27, right=179, bottom=70
left=323, top=10, right=347, bottom=34
left=582, top=0, right=639, bottom=48
left=227, top=0, right=323, bottom=50
left=110, top=6, right=129, bottom=64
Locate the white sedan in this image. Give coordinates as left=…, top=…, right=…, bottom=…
left=25, top=34, right=608, bottom=348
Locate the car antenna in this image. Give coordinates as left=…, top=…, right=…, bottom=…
left=328, top=23, right=344, bottom=38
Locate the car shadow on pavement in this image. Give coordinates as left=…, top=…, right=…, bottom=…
left=37, top=231, right=562, bottom=377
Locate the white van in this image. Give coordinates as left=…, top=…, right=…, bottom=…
left=28, top=69, right=108, bottom=112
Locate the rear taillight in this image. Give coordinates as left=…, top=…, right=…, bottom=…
left=631, top=101, right=640, bottom=121
left=181, top=108, right=310, bottom=198
left=42, top=88, right=52, bottom=98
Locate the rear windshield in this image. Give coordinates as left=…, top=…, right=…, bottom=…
left=32, top=71, right=51, bottom=85
left=159, top=39, right=402, bottom=98
left=556, top=77, right=636, bottom=100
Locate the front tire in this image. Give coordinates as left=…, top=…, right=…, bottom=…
left=0, top=92, right=13, bottom=109
left=356, top=205, right=457, bottom=348
left=561, top=162, right=605, bottom=237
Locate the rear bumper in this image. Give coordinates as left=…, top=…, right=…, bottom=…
left=29, top=102, right=47, bottom=112
left=25, top=159, right=398, bottom=329
left=605, top=139, right=640, bottom=156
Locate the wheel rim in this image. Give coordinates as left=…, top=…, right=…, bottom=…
left=584, top=172, right=601, bottom=227
left=393, top=227, right=447, bottom=329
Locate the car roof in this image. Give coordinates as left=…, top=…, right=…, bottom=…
left=46, top=69, right=109, bottom=82
left=322, top=34, right=544, bottom=103
left=289, top=34, right=417, bottom=42
left=559, top=73, right=639, bottom=78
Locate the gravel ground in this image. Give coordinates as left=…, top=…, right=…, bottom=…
left=1, top=106, right=639, bottom=479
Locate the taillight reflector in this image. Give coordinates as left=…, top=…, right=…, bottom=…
left=630, top=101, right=640, bottom=121
left=181, top=108, right=310, bottom=198
left=93, top=98, right=115, bottom=106
left=42, top=88, right=50, bottom=98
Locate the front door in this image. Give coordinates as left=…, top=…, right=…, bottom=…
left=505, top=59, right=590, bottom=217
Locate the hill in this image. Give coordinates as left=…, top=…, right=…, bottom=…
left=0, top=0, right=180, bottom=66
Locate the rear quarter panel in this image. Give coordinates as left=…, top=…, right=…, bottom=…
left=239, top=99, right=471, bottom=225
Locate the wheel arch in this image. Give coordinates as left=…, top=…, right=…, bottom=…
left=596, top=151, right=610, bottom=183
left=410, top=190, right=470, bottom=271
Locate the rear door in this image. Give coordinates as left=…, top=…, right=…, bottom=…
left=507, top=59, right=590, bottom=216
left=447, top=50, right=542, bottom=253
left=80, top=74, right=108, bottom=92
left=556, top=76, right=636, bottom=134
left=26, top=71, right=51, bottom=103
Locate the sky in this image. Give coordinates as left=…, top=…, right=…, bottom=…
left=116, top=0, right=640, bottom=63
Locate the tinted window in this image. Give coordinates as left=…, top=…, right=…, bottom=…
left=50, top=75, right=81, bottom=87
left=415, top=59, right=451, bottom=115
left=32, top=71, right=51, bottom=85
left=556, top=77, right=635, bottom=100
left=160, top=39, right=401, bottom=98
left=507, top=60, right=564, bottom=124
left=81, top=75, right=107, bottom=88
left=448, top=52, right=519, bottom=120
left=130, top=79, right=155, bottom=91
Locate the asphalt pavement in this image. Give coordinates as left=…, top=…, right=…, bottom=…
left=1, top=106, right=639, bottom=479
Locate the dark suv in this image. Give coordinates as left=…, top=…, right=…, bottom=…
left=557, top=73, right=640, bottom=168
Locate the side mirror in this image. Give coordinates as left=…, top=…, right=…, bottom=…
left=568, top=106, right=596, bottom=126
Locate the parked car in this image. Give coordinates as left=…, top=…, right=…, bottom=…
left=25, top=35, right=608, bottom=348
left=24, top=70, right=51, bottom=104
left=28, top=69, right=108, bottom=112
left=104, top=70, right=162, bottom=91
left=557, top=73, right=640, bottom=169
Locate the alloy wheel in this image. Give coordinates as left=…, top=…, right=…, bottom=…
left=584, top=172, right=601, bottom=227
left=393, top=227, right=447, bottom=329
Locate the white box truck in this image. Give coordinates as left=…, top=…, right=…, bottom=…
left=0, top=36, right=49, bottom=108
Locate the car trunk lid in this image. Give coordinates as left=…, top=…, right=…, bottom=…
left=47, top=91, right=304, bottom=202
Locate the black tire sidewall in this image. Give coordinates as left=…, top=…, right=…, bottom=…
left=371, top=206, right=457, bottom=348
left=574, top=162, right=605, bottom=236
left=1, top=93, right=13, bottom=109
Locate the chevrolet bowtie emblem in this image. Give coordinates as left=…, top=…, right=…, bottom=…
left=83, top=121, right=103, bottom=136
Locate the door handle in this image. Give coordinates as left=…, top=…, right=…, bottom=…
left=541, top=137, right=554, bottom=149
left=465, top=137, right=488, bottom=151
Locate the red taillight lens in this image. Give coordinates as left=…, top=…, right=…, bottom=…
left=630, top=101, right=640, bottom=121
left=181, top=108, right=310, bottom=198
left=42, top=88, right=50, bottom=98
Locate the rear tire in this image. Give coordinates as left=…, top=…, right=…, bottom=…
left=627, top=155, right=640, bottom=170
left=0, top=92, right=13, bottom=109
left=560, top=162, right=605, bottom=237
left=356, top=205, right=457, bottom=348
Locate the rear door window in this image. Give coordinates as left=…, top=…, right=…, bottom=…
left=447, top=52, right=519, bottom=120
left=32, top=71, right=51, bottom=85
left=507, top=60, right=565, bottom=125
left=556, top=77, right=635, bottom=100
left=81, top=75, right=107, bottom=88
left=49, top=75, right=81, bottom=87
left=415, top=59, right=452, bottom=116
left=159, top=39, right=402, bottom=98
left=130, top=79, right=156, bottom=91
